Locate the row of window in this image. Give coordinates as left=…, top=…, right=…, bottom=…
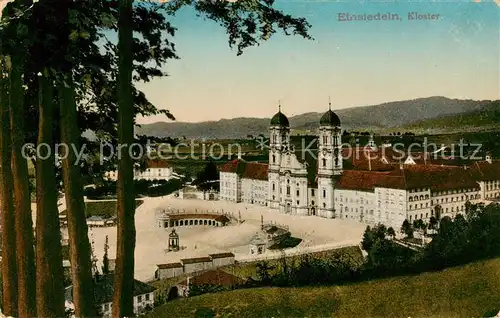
left=485, top=193, right=500, bottom=199
left=432, top=188, right=477, bottom=196
left=486, top=184, right=500, bottom=191
left=432, top=194, right=480, bottom=204
left=408, top=195, right=429, bottom=202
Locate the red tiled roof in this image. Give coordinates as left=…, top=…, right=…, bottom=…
left=219, top=159, right=246, bottom=174
left=337, top=165, right=480, bottom=192
left=157, top=263, right=183, bottom=269
left=242, top=162, right=268, bottom=180
left=180, top=257, right=212, bottom=264
left=471, top=161, right=500, bottom=181
left=220, top=159, right=268, bottom=180
left=146, top=160, right=171, bottom=168
left=209, top=252, right=235, bottom=259
left=402, top=167, right=479, bottom=191
left=177, top=269, right=244, bottom=287
left=337, top=170, right=405, bottom=191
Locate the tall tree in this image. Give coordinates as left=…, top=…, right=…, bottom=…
left=0, top=57, right=18, bottom=317
left=59, top=76, right=97, bottom=317
left=35, top=69, right=65, bottom=317
left=109, top=0, right=311, bottom=312
left=9, top=56, right=37, bottom=318
left=112, top=0, right=135, bottom=315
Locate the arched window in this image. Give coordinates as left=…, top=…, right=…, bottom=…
left=322, top=158, right=326, bottom=167
left=409, top=197, right=413, bottom=202
left=272, top=183, right=275, bottom=191
left=323, top=189, right=326, bottom=198
left=420, top=195, right=424, bottom=200
left=272, top=155, right=276, bottom=163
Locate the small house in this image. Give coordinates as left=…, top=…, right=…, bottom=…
left=65, top=274, right=156, bottom=317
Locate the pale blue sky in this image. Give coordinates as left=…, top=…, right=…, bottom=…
left=136, top=0, right=500, bottom=124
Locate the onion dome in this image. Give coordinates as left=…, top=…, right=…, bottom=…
left=270, top=103, right=289, bottom=127
left=320, top=102, right=341, bottom=126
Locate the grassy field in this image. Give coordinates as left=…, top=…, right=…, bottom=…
left=149, top=246, right=363, bottom=305
left=147, top=257, right=500, bottom=318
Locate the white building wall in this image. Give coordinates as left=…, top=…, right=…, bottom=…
left=317, top=178, right=334, bottom=218
left=375, top=187, right=406, bottom=229
left=241, top=179, right=268, bottom=206
left=429, top=187, right=481, bottom=220
left=268, top=171, right=280, bottom=209
left=335, top=189, right=376, bottom=224
left=183, top=261, right=212, bottom=274
left=157, top=267, right=184, bottom=279
left=480, top=180, right=500, bottom=200
left=211, top=256, right=235, bottom=267
left=105, top=167, right=175, bottom=181
left=219, top=172, right=239, bottom=202
left=133, top=292, right=155, bottom=313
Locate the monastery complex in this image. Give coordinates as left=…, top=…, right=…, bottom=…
left=219, top=107, right=500, bottom=229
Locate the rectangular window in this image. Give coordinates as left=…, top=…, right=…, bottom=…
left=138, top=295, right=142, bottom=302
left=311, top=189, right=315, bottom=196
left=146, top=293, right=150, bottom=301
left=296, top=190, right=300, bottom=196
left=323, top=189, right=326, bottom=198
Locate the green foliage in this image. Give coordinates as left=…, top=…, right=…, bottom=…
left=189, top=284, right=226, bottom=297
left=194, top=161, right=219, bottom=191
left=401, top=219, right=413, bottom=238
left=256, top=261, right=273, bottom=284
left=193, top=307, right=216, bottom=318
left=60, top=200, right=143, bottom=218
left=361, top=226, right=373, bottom=251
left=102, top=235, right=110, bottom=274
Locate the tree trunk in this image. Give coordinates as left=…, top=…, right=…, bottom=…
left=9, top=56, right=37, bottom=317
left=59, top=77, right=96, bottom=317
left=35, top=69, right=65, bottom=317
left=0, top=58, right=18, bottom=317
left=112, top=0, right=136, bottom=316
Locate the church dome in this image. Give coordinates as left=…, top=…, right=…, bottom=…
left=270, top=111, right=289, bottom=127
left=320, top=109, right=341, bottom=126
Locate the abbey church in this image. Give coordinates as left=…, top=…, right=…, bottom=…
left=219, top=106, right=500, bottom=229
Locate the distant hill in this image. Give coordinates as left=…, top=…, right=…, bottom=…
left=135, top=97, right=493, bottom=139
left=403, top=100, right=500, bottom=133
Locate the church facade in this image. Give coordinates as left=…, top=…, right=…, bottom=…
left=219, top=107, right=500, bottom=229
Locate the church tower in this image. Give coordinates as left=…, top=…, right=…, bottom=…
left=268, top=103, right=290, bottom=209
left=317, top=101, right=342, bottom=218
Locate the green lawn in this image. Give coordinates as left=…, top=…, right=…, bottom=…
left=147, top=257, right=500, bottom=318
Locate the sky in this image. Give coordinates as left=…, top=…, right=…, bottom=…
left=135, top=0, right=500, bottom=124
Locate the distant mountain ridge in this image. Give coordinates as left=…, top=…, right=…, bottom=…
left=135, top=96, right=494, bottom=139
left=404, top=100, right=500, bottom=133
